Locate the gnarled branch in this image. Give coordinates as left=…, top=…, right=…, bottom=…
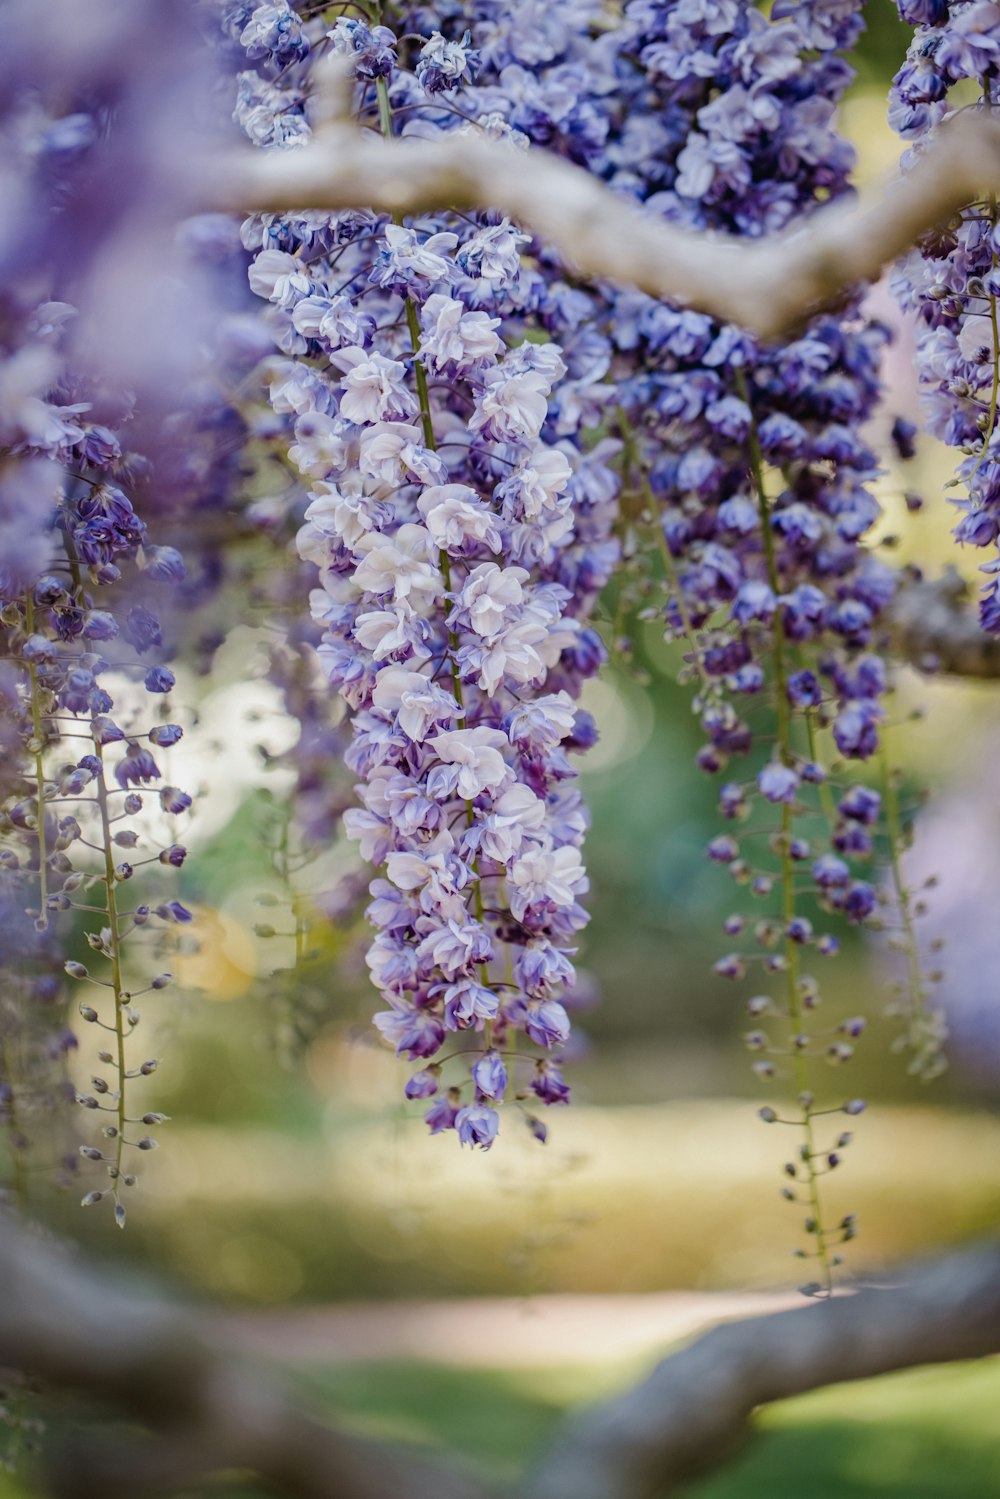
left=3, top=1216, right=1000, bottom=1499
left=204, top=103, right=1000, bottom=341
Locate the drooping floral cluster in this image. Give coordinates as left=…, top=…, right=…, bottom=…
left=567, top=0, right=931, bottom=1287
left=0, top=333, right=194, bottom=1220
left=0, top=5, right=207, bottom=1221
left=605, top=0, right=894, bottom=794
left=890, top=0, right=1000, bottom=631
left=235, top=1, right=620, bottom=1146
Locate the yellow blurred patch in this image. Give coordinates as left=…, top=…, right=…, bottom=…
left=171, top=905, right=258, bottom=1000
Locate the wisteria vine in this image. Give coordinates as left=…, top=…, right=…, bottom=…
left=2, top=0, right=996, bottom=1309
left=234, top=0, right=621, bottom=1149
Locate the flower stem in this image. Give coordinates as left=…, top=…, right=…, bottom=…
left=744, top=376, right=833, bottom=1294
left=23, top=596, right=49, bottom=925
left=94, top=744, right=129, bottom=1213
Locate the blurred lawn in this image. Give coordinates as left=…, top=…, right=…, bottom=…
left=39, top=1100, right=1000, bottom=1302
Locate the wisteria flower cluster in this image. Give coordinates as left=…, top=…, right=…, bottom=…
left=231, top=0, right=949, bottom=1255
left=0, top=5, right=209, bottom=1223
left=578, top=0, right=944, bottom=1287
left=890, top=0, right=1000, bottom=631
left=235, top=0, right=621, bottom=1148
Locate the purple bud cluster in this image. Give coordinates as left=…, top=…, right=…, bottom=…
left=599, top=3, right=894, bottom=961
left=0, top=12, right=205, bottom=1218
left=589, top=0, right=906, bottom=1281
left=890, top=0, right=1000, bottom=631
left=606, top=0, right=895, bottom=777
left=236, top=2, right=621, bottom=1146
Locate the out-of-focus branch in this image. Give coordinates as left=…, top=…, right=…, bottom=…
left=887, top=569, right=1000, bottom=678
left=4, top=1216, right=1000, bottom=1499
left=0, top=1216, right=489, bottom=1499
left=527, top=1240, right=1000, bottom=1499
left=203, top=86, right=1000, bottom=339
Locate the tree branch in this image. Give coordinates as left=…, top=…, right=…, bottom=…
left=527, top=1240, right=1000, bottom=1499
left=203, top=102, right=1000, bottom=339
left=4, top=1215, right=1000, bottom=1499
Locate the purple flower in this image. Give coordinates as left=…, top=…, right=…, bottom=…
left=456, top=1103, right=500, bottom=1150
left=531, top=1059, right=571, bottom=1105
left=405, top=1069, right=439, bottom=1100
left=115, top=743, right=161, bottom=788
left=149, top=724, right=183, bottom=748
left=425, top=1091, right=460, bottom=1134
left=758, top=763, right=800, bottom=804
left=842, top=881, right=876, bottom=923
left=124, top=606, right=162, bottom=653
left=416, top=30, right=481, bottom=94
left=472, top=1051, right=507, bottom=1100
left=144, top=666, right=175, bottom=694
left=838, top=785, right=881, bottom=824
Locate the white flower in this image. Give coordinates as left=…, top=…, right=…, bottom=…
left=334, top=347, right=417, bottom=424
left=353, top=605, right=429, bottom=662
left=457, top=217, right=530, bottom=286
left=288, top=412, right=350, bottom=478
left=386, top=834, right=467, bottom=919
left=428, top=727, right=510, bottom=798
left=476, top=784, right=548, bottom=864
left=376, top=224, right=458, bottom=286
left=508, top=845, right=587, bottom=919
left=371, top=665, right=459, bottom=740
left=359, top=422, right=446, bottom=486
left=501, top=445, right=572, bottom=519
left=343, top=806, right=391, bottom=864
left=418, top=294, right=502, bottom=371
left=505, top=692, right=577, bottom=751
left=266, top=359, right=330, bottom=416
left=417, top=484, right=502, bottom=555
left=352, top=523, right=442, bottom=606
left=248, top=248, right=312, bottom=307
left=416, top=917, right=492, bottom=978
left=521, top=583, right=578, bottom=666
left=458, top=617, right=548, bottom=694
left=503, top=339, right=567, bottom=385
left=299, top=478, right=379, bottom=554
left=470, top=365, right=551, bottom=443
left=292, top=293, right=374, bottom=350
left=453, top=562, right=528, bottom=638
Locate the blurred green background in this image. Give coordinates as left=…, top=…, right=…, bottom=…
left=6, top=5, right=1000, bottom=1495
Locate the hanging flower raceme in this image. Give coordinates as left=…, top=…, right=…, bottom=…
left=575, top=0, right=934, bottom=1288
left=0, top=13, right=207, bottom=1220
left=237, top=0, right=620, bottom=1145
left=890, top=0, right=1000, bottom=631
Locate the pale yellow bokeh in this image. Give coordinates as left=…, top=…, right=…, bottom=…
left=170, top=905, right=259, bottom=1001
